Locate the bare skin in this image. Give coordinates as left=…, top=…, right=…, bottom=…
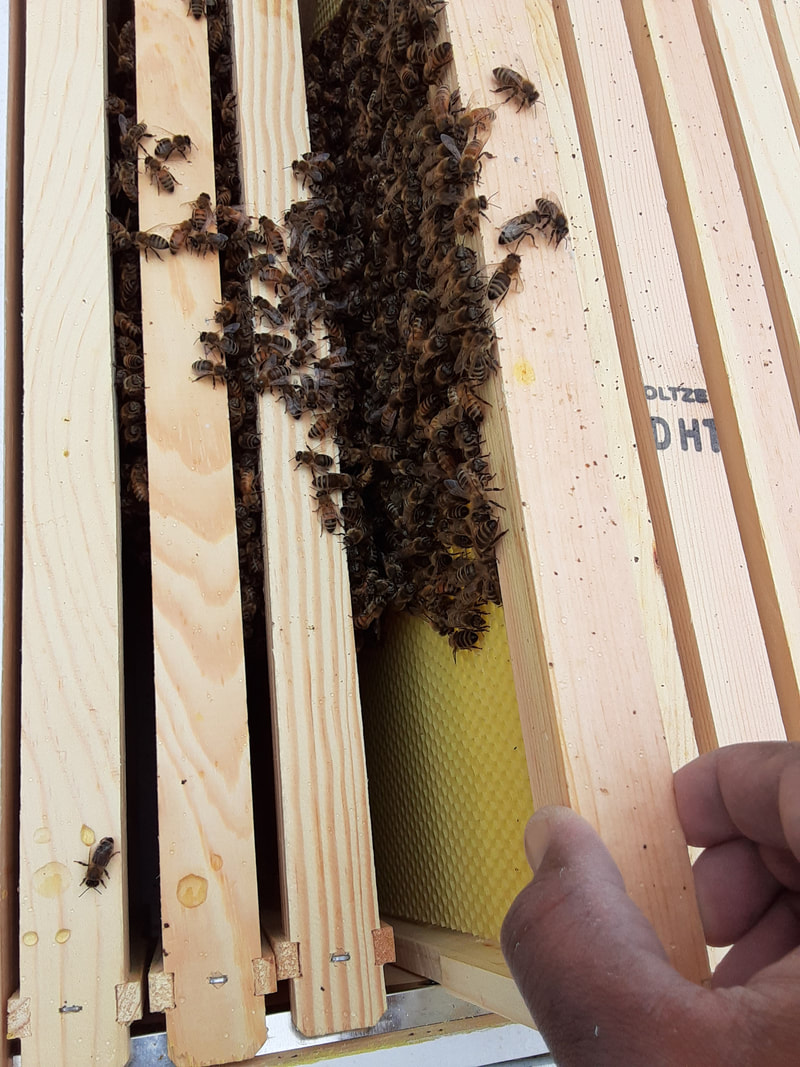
left=501, top=742, right=800, bottom=1065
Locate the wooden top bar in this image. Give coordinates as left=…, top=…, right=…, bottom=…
left=18, top=1, right=128, bottom=1063
left=229, top=0, right=387, bottom=1036
left=444, top=0, right=709, bottom=981
left=135, top=2, right=265, bottom=1063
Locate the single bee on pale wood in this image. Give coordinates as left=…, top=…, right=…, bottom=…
left=76, top=836, right=118, bottom=895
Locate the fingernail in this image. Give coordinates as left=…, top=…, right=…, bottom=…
left=524, top=812, right=551, bottom=873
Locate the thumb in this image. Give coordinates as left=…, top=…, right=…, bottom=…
left=501, top=807, right=691, bottom=1064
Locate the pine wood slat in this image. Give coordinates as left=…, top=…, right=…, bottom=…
left=389, top=919, right=531, bottom=1028
left=551, top=0, right=784, bottom=751
left=134, top=3, right=265, bottom=1063
left=17, top=1, right=128, bottom=1064
left=694, top=0, right=800, bottom=423
left=2, top=0, right=24, bottom=1061
left=229, top=0, right=386, bottom=1036
left=443, top=0, right=708, bottom=981
left=527, top=0, right=698, bottom=771
left=622, top=0, right=799, bottom=738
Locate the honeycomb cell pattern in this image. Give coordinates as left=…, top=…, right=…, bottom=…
left=359, top=604, right=533, bottom=941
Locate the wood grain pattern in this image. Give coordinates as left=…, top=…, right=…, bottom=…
left=622, top=0, right=799, bottom=739
left=2, top=0, right=24, bottom=1061
left=147, top=945, right=175, bottom=1014
left=229, top=0, right=386, bottom=1036
left=135, top=3, right=265, bottom=1063
left=389, top=919, right=531, bottom=1027
left=553, top=0, right=783, bottom=751
left=695, top=0, right=800, bottom=421
left=443, top=0, right=708, bottom=981
left=6, top=993, right=30, bottom=1040
left=528, top=0, right=698, bottom=771
left=18, top=1, right=128, bottom=1063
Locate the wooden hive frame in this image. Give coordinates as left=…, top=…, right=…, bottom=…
left=3, top=0, right=799, bottom=1063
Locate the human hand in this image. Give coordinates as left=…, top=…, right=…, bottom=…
left=501, top=742, right=800, bottom=1065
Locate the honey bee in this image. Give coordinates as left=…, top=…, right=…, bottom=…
left=76, top=836, right=118, bottom=895
left=189, top=192, right=215, bottom=231
left=308, top=413, right=334, bottom=440
left=498, top=209, right=540, bottom=246
left=487, top=253, right=522, bottom=302
left=169, top=219, right=192, bottom=255
left=449, top=630, right=481, bottom=654
left=111, top=159, right=138, bottom=202
left=187, top=0, right=206, bottom=18
left=252, top=294, right=285, bottom=328
left=422, top=41, right=453, bottom=81
left=111, top=20, right=135, bottom=75
left=123, top=422, right=145, bottom=445
left=455, top=106, right=496, bottom=136
left=208, top=12, right=225, bottom=52
left=238, top=432, right=261, bottom=451
left=535, top=196, right=569, bottom=248
left=114, top=309, right=141, bottom=338
left=154, top=134, right=192, bottom=160
left=105, top=93, right=129, bottom=117
left=254, top=332, right=292, bottom=354
left=118, top=116, right=149, bottom=157
left=313, top=472, right=353, bottom=492
left=492, top=66, right=540, bottom=111
left=238, top=468, right=261, bottom=510
left=215, top=204, right=250, bottom=231
left=192, top=359, right=228, bottom=386
left=119, top=260, right=140, bottom=309
left=454, top=194, right=491, bottom=235
left=294, top=450, right=335, bottom=470
left=220, top=92, right=237, bottom=128
left=430, top=84, right=455, bottom=132
left=291, top=151, right=334, bottom=188
left=120, top=400, right=144, bottom=426
left=109, top=214, right=134, bottom=252
left=143, top=154, right=178, bottom=194
left=188, top=231, right=228, bottom=256
left=129, top=459, right=149, bottom=503
left=198, top=323, right=240, bottom=357
left=315, top=490, right=340, bottom=533
left=133, top=231, right=170, bottom=260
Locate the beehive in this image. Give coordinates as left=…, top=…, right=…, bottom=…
left=3, top=0, right=800, bottom=1064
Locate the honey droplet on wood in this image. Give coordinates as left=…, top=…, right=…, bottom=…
left=32, top=862, right=70, bottom=898
left=33, top=827, right=51, bottom=844
left=80, top=825, right=96, bottom=847
left=55, top=929, right=71, bottom=944
left=176, top=874, right=208, bottom=908
left=22, top=931, right=38, bottom=946
left=209, top=852, right=223, bottom=872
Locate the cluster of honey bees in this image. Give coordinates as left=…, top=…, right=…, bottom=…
left=106, top=0, right=568, bottom=654
left=294, top=0, right=568, bottom=651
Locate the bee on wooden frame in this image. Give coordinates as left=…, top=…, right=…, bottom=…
left=198, top=323, right=240, bottom=358
left=487, top=252, right=522, bottom=303
left=192, top=359, right=229, bottom=387
left=422, top=41, right=453, bottom=82
left=143, top=154, right=179, bottom=194
left=119, top=116, right=150, bottom=158
left=133, top=230, right=171, bottom=260
left=498, top=209, right=540, bottom=246
left=492, top=66, right=540, bottom=111
left=154, top=134, right=193, bottom=161
left=76, top=836, right=118, bottom=895
left=535, top=196, right=569, bottom=248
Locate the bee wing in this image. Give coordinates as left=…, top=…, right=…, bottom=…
left=439, top=133, right=462, bottom=163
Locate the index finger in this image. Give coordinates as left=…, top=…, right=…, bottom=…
left=674, top=741, right=800, bottom=857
